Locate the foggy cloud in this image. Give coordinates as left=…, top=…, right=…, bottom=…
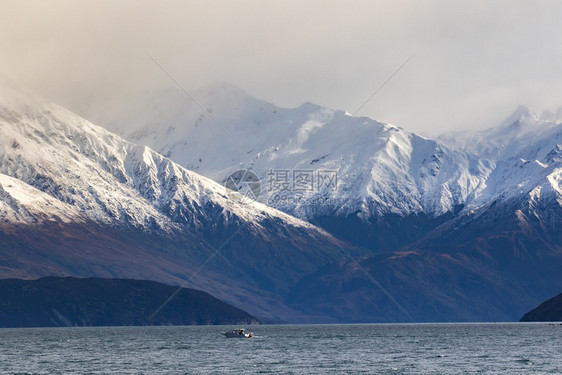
left=2, top=0, right=562, bottom=135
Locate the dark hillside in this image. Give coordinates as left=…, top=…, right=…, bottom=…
left=0, top=277, right=258, bottom=327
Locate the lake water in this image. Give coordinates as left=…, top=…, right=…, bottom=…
left=0, top=323, right=561, bottom=374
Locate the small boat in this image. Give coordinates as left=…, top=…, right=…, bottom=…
left=221, top=329, right=253, bottom=338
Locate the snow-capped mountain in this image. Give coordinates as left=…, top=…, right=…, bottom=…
left=289, top=114, right=562, bottom=322
left=0, top=81, right=320, bottom=232
left=440, top=106, right=562, bottom=213
left=91, top=84, right=493, bottom=228
left=0, top=80, right=353, bottom=322
left=92, top=85, right=561, bottom=245
left=292, top=107, right=562, bottom=323
left=440, top=105, right=562, bottom=162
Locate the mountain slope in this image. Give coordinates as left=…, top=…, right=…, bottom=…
left=288, top=118, right=562, bottom=322
left=288, top=191, right=562, bottom=322
left=439, top=106, right=562, bottom=162
left=0, top=81, right=355, bottom=322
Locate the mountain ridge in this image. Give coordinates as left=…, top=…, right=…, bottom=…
left=0, top=82, right=357, bottom=323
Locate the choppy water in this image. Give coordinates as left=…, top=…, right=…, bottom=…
left=0, top=323, right=561, bottom=374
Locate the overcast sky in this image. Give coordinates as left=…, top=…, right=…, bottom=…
left=2, top=0, right=562, bottom=136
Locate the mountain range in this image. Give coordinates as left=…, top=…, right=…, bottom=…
left=1, top=80, right=561, bottom=322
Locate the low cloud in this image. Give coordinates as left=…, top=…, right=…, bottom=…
left=2, top=0, right=562, bottom=135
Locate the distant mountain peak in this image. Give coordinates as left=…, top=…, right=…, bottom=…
left=499, top=105, right=533, bottom=127
left=539, top=106, right=562, bottom=124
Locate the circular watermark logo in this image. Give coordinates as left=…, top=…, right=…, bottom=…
left=224, top=169, right=261, bottom=204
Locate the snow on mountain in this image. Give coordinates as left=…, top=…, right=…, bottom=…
left=92, top=84, right=492, bottom=220
left=440, top=106, right=562, bottom=212
left=280, top=106, right=562, bottom=323
left=0, top=82, right=319, bottom=234
left=440, top=105, right=562, bottom=162
left=0, top=173, right=82, bottom=225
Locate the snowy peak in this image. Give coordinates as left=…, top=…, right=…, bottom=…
left=539, top=107, right=562, bottom=123
left=64, top=82, right=561, bottom=233
left=0, top=82, right=320, bottom=235
left=90, top=84, right=492, bottom=220
left=498, top=105, right=535, bottom=129
left=440, top=106, right=562, bottom=162
left=439, top=105, right=562, bottom=215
